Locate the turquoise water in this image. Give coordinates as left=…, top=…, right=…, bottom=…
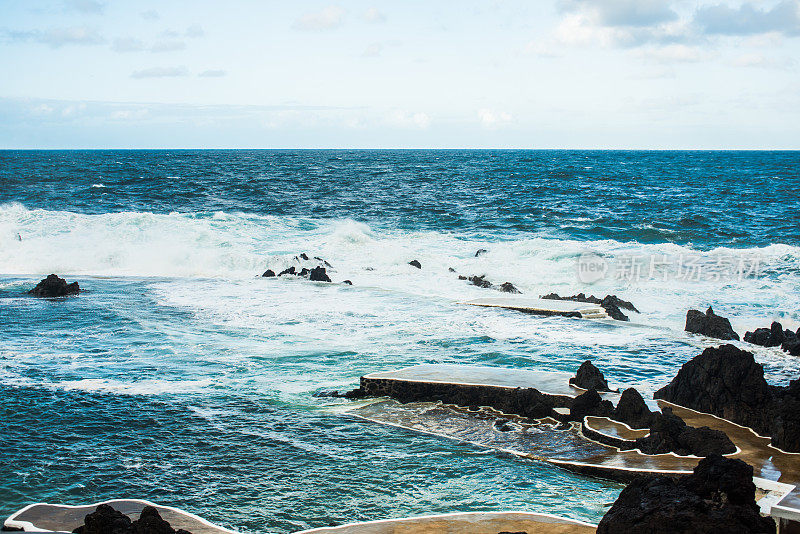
left=1, top=150, right=799, bottom=532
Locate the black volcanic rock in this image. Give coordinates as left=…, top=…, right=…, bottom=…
left=613, top=387, right=653, bottom=429
left=601, top=301, right=629, bottom=321
left=783, top=337, right=800, bottom=356
left=408, top=260, right=422, bottom=269
left=569, top=360, right=611, bottom=391
left=684, top=307, right=739, bottom=340
left=309, top=266, right=332, bottom=282
left=28, top=274, right=80, bottom=297
left=468, top=275, right=492, bottom=288
left=73, top=505, right=192, bottom=534
left=570, top=388, right=613, bottom=421
left=261, top=269, right=275, bottom=278
left=744, top=321, right=787, bottom=347
left=499, top=282, right=521, bottom=294
left=299, top=253, right=309, bottom=260
left=602, top=295, right=639, bottom=313
left=278, top=266, right=296, bottom=276
left=771, top=379, right=800, bottom=453
left=596, top=455, right=775, bottom=534
left=475, top=249, right=488, bottom=257
left=342, top=280, right=353, bottom=285
left=634, top=408, right=736, bottom=456
left=655, top=345, right=771, bottom=436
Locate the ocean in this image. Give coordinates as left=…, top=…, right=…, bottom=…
left=1, top=150, right=799, bottom=533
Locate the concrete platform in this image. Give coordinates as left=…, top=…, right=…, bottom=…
left=462, top=297, right=608, bottom=319
left=294, top=511, right=595, bottom=534
left=3, top=499, right=237, bottom=534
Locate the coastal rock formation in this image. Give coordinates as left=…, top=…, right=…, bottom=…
left=408, top=260, right=422, bottom=269
left=612, top=387, right=653, bottom=429
left=596, top=455, right=775, bottom=534
left=467, top=275, right=492, bottom=288
left=633, top=407, right=736, bottom=456
left=278, top=266, right=296, bottom=276
left=262, top=269, right=275, bottom=277
left=540, top=292, right=639, bottom=321
left=73, top=504, right=192, bottom=534
left=569, top=388, right=613, bottom=420
left=744, top=321, right=800, bottom=356
left=309, top=266, right=332, bottom=282
left=569, top=361, right=612, bottom=392
left=655, top=344, right=800, bottom=452
left=342, top=280, right=353, bottom=285
left=499, top=282, right=521, bottom=294
left=475, top=248, right=488, bottom=257
left=684, top=307, right=739, bottom=340
left=28, top=274, right=80, bottom=297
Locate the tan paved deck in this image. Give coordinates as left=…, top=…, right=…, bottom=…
left=294, top=511, right=596, bottom=534
left=462, top=297, right=607, bottom=319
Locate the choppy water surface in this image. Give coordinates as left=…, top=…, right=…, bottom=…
left=1, top=150, right=799, bottom=532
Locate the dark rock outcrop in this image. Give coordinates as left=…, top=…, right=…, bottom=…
left=342, top=280, right=353, bottom=285
left=467, top=275, right=492, bottom=288
left=685, top=307, right=739, bottom=340
left=278, top=266, right=296, bottom=276
left=655, top=344, right=800, bottom=452
left=596, top=455, right=775, bottom=534
left=73, top=505, right=191, bottom=534
left=633, top=408, right=736, bottom=456
left=475, top=249, right=488, bottom=257
left=540, top=292, right=638, bottom=321
left=783, top=336, right=800, bottom=356
left=569, top=360, right=611, bottom=391
left=28, top=274, right=80, bottom=297
left=569, top=388, right=613, bottom=421
left=499, top=282, right=521, bottom=294
left=299, top=253, right=309, bottom=260
left=745, top=322, right=800, bottom=357
left=262, top=269, right=275, bottom=278
left=408, top=260, right=422, bottom=269
left=613, top=387, right=653, bottom=429
left=309, top=266, right=332, bottom=282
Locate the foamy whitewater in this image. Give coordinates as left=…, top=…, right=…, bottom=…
left=1, top=150, right=798, bottom=532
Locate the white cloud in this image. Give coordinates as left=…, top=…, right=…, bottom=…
left=35, top=27, right=105, bottom=48
left=387, top=110, right=431, bottom=129
left=293, top=6, right=345, bottom=31
left=198, top=69, right=226, bottom=78
left=478, top=109, right=513, bottom=128
left=362, top=42, right=382, bottom=57
left=185, top=25, right=205, bottom=38
left=112, top=37, right=145, bottom=53
left=130, top=66, right=188, bottom=79
left=364, top=7, right=386, bottom=23
left=637, top=44, right=712, bottom=63
left=151, top=40, right=186, bottom=53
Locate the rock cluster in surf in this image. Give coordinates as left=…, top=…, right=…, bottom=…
left=655, top=344, right=800, bottom=452
left=72, top=504, right=192, bottom=534
left=597, top=454, right=776, bottom=534
left=261, top=254, right=338, bottom=284
left=28, top=274, right=80, bottom=297
left=541, top=292, right=639, bottom=321
left=745, top=321, right=800, bottom=356
left=684, top=307, right=739, bottom=340
left=569, top=360, right=614, bottom=392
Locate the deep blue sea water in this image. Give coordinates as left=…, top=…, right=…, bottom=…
left=1, top=150, right=799, bottom=533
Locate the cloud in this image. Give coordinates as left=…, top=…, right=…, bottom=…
left=141, top=10, right=159, bottom=21
left=637, top=44, right=713, bottom=63
left=185, top=25, right=205, bottom=38
left=560, top=0, right=678, bottom=27
left=151, top=40, right=186, bottom=52
left=198, top=69, right=226, bottom=78
left=65, top=0, right=104, bottom=14
left=130, top=66, right=188, bottom=79
left=695, top=1, right=800, bottom=37
left=293, top=6, right=345, bottom=31
left=387, top=110, right=430, bottom=129
left=731, top=53, right=795, bottom=68
left=36, top=27, right=105, bottom=48
left=478, top=109, right=513, bottom=128
left=362, top=42, right=382, bottom=57
left=111, top=37, right=145, bottom=53
left=363, top=7, right=386, bottom=23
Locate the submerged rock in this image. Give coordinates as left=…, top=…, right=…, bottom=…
left=569, top=360, right=612, bottom=392
left=73, top=505, right=192, bottom=534
left=612, top=387, right=653, bottom=429
left=596, top=455, right=775, bottom=534
left=499, top=282, right=521, bottom=294
left=475, top=248, right=488, bottom=257
left=468, top=275, right=492, bottom=288
left=684, top=307, right=739, bottom=340
left=299, top=253, right=309, bottom=260
left=28, top=274, right=80, bottom=297
left=261, top=269, right=276, bottom=278
left=342, top=280, right=353, bottom=285
left=408, top=260, right=422, bottom=269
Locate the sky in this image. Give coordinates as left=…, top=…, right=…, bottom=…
left=0, top=0, right=799, bottom=149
